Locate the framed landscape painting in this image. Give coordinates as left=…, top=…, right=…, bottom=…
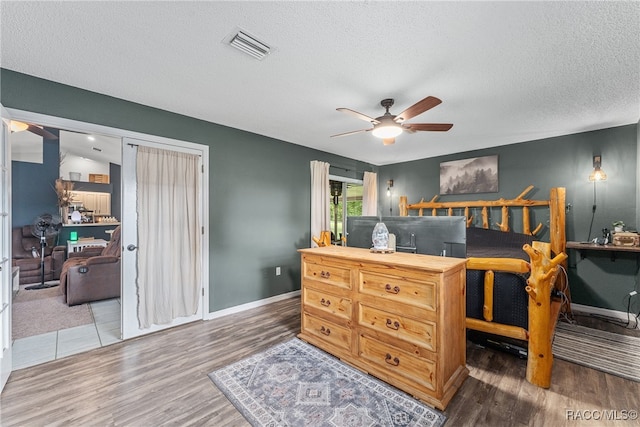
left=440, top=155, right=498, bottom=195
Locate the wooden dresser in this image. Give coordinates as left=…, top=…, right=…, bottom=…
left=298, top=245, right=468, bottom=410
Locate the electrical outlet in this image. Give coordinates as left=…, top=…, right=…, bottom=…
left=630, top=290, right=638, bottom=297
left=275, top=266, right=281, bottom=276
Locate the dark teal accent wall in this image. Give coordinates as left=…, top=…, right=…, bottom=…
left=1, top=68, right=375, bottom=311
left=380, top=124, right=639, bottom=313
left=11, top=130, right=60, bottom=228
left=109, top=163, right=122, bottom=219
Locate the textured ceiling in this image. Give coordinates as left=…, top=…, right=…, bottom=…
left=1, top=1, right=639, bottom=166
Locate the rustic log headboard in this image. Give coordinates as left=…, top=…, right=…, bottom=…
left=398, top=186, right=568, bottom=388
left=399, top=185, right=566, bottom=259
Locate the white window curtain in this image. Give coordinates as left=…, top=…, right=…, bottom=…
left=136, top=146, right=201, bottom=328
left=310, top=160, right=330, bottom=247
left=362, top=171, right=378, bottom=216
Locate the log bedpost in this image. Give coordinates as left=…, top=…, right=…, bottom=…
left=523, top=243, right=567, bottom=388
left=549, top=187, right=570, bottom=315
left=399, top=196, right=408, bottom=216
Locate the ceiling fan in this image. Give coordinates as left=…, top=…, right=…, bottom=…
left=331, top=96, right=452, bottom=145
left=9, top=120, right=59, bottom=140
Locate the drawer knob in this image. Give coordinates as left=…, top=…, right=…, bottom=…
left=385, top=319, right=400, bottom=330
left=320, top=271, right=331, bottom=279
left=320, top=298, right=331, bottom=307
left=320, top=326, right=331, bottom=336
left=385, top=284, right=400, bottom=294
left=385, top=353, right=400, bottom=366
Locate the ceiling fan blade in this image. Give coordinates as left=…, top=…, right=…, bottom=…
left=403, top=123, right=453, bottom=132
left=336, top=108, right=380, bottom=125
left=382, top=138, right=395, bottom=145
left=330, top=128, right=372, bottom=138
left=395, top=96, right=442, bottom=122
left=27, top=124, right=59, bottom=140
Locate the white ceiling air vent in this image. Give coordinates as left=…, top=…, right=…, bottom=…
left=229, top=31, right=271, bottom=60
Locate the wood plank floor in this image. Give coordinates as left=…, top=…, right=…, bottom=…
left=2, top=297, right=638, bottom=426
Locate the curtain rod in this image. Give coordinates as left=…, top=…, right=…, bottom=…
left=127, top=142, right=202, bottom=157
left=330, top=165, right=374, bottom=175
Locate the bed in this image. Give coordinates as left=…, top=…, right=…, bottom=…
left=398, top=186, right=568, bottom=388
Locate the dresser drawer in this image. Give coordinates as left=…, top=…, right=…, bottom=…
left=303, top=257, right=352, bottom=290
left=302, top=312, right=351, bottom=352
left=359, top=334, right=436, bottom=392
left=359, top=304, right=436, bottom=352
left=359, top=271, right=437, bottom=312
left=303, top=287, right=352, bottom=321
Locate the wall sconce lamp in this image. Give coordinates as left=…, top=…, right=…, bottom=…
left=588, top=155, right=607, bottom=182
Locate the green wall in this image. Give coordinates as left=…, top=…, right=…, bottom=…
left=379, top=124, right=639, bottom=313
left=11, top=129, right=60, bottom=228
left=1, top=69, right=375, bottom=311
left=4, top=68, right=638, bottom=315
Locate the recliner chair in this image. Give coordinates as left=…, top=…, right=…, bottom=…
left=60, top=226, right=121, bottom=306
left=12, top=226, right=66, bottom=285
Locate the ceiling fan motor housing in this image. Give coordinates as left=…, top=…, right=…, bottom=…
left=380, top=98, right=395, bottom=111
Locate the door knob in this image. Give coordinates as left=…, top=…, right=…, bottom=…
left=127, top=244, right=138, bottom=251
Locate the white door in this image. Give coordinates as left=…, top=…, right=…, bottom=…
left=0, top=106, right=13, bottom=391
left=121, top=137, right=206, bottom=339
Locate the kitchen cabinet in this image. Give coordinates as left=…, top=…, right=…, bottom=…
left=72, top=191, right=111, bottom=216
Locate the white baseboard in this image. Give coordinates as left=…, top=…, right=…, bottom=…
left=205, top=290, right=300, bottom=321
left=571, top=303, right=640, bottom=329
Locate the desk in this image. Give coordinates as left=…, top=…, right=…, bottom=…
left=566, top=241, right=640, bottom=261
left=67, top=239, right=109, bottom=253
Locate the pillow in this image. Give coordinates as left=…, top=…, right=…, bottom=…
left=31, top=247, right=40, bottom=258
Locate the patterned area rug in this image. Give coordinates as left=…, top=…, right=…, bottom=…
left=553, top=322, right=640, bottom=382
left=209, top=338, right=446, bottom=427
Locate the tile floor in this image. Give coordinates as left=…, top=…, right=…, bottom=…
left=12, top=298, right=122, bottom=370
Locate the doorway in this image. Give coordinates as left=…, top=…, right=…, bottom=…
left=5, top=109, right=209, bottom=369
left=9, top=120, right=124, bottom=369
left=329, top=176, right=363, bottom=245
left=121, top=138, right=206, bottom=339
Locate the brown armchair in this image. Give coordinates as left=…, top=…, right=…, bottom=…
left=12, top=226, right=66, bottom=285
left=60, top=226, right=122, bottom=306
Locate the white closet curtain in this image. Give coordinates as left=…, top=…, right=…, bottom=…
left=362, top=171, right=378, bottom=216
left=136, top=146, right=201, bottom=328
left=310, top=160, right=330, bottom=247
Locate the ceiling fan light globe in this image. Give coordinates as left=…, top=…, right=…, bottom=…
left=372, top=124, right=402, bottom=139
